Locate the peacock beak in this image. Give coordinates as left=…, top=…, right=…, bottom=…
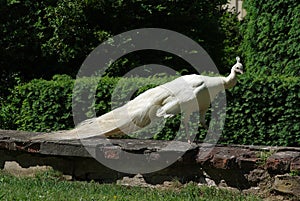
left=237, top=69, right=244, bottom=74
left=236, top=65, right=244, bottom=74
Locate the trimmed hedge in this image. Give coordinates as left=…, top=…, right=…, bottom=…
left=223, top=74, right=299, bottom=146
left=0, top=75, right=74, bottom=131
left=1, top=74, right=299, bottom=146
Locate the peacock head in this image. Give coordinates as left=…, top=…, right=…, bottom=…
left=232, top=56, right=244, bottom=74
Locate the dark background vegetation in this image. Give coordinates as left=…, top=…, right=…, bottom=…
left=0, top=0, right=299, bottom=146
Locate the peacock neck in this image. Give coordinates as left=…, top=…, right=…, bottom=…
left=223, top=69, right=238, bottom=89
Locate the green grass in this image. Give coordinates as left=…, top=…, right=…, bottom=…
left=0, top=170, right=262, bottom=201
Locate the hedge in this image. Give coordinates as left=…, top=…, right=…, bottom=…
left=223, top=74, right=299, bottom=146
left=1, top=74, right=299, bottom=146
left=241, top=0, right=300, bottom=76
left=0, top=75, right=74, bottom=131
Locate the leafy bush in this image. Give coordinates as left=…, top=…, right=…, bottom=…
left=0, top=71, right=22, bottom=104
left=222, top=74, right=300, bottom=146
left=241, top=0, right=300, bottom=76
left=1, top=74, right=299, bottom=146
left=1, top=0, right=240, bottom=79
left=0, top=75, right=74, bottom=131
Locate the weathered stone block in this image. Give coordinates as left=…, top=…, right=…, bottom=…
left=273, top=175, right=300, bottom=197
left=290, top=156, right=300, bottom=172
left=266, top=151, right=300, bottom=174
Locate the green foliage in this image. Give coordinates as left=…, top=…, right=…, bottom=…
left=0, top=71, right=22, bottom=104
left=222, top=74, right=300, bottom=146
left=40, top=0, right=111, bottom=63
left=241, top=0, right=300, bottom=76
left=0, top=0, right=110, bottom=79
left=256, top=150, right=277, bottom=166
left=71, top=76, right=118, bottom=121
left=289, top=170, right=300, bottom=177
left=0, top=75, right=74, bottom=132
left=1, top=0, right=239, bottom=79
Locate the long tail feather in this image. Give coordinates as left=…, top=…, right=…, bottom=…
left=30, top=103, right=149, bottom=141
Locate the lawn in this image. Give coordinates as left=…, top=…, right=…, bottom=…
left=0, top=170, right=262, bottom=201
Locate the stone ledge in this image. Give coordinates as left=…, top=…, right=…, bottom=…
left=0, top=129, right=299, bottom=199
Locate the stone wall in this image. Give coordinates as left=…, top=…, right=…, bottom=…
left=0, top=129, right=299, bottom=199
